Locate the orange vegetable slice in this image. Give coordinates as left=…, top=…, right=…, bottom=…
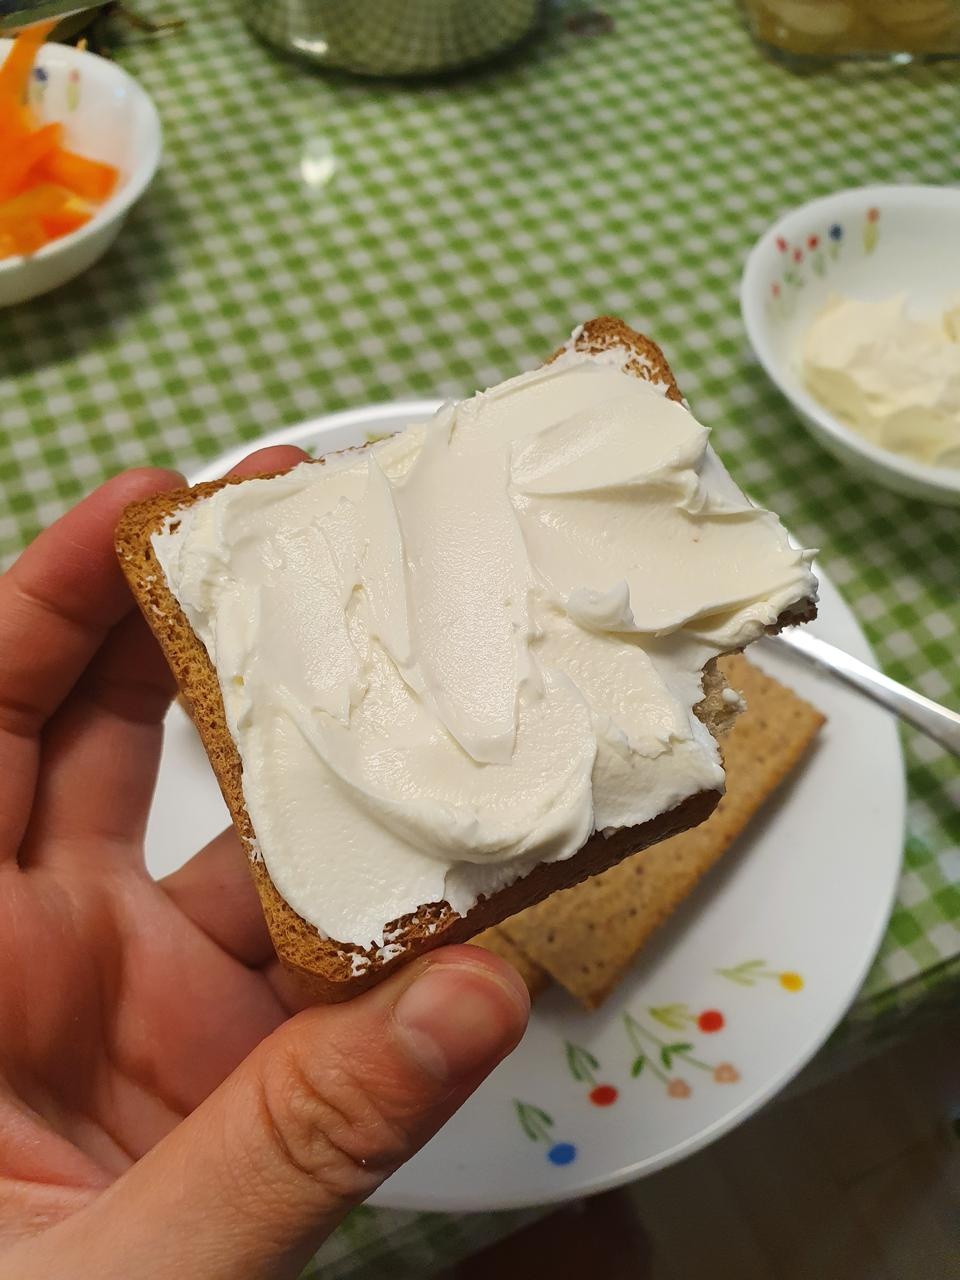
left=0, top=20, right=56, bottom=112
left=0, top=121, right=62, bottom=199
left=8, top=217, right=47, bottom=255
left=0, top=183, right=71, bottom=226
left=38, top=147, right=119, bottom=203
left=39, top=205, right=92, bottom=241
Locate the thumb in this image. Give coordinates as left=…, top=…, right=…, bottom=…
left=26, top=947, right=528, bottom=1280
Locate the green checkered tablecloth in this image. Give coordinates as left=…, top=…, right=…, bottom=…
left=2, top=0, right=958, bottom=1274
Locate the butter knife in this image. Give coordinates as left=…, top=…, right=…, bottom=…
left=770, top=627, right=960, bottom=757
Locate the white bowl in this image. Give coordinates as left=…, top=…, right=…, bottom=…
left=0, top=39, right=161, bottom=307
left=741, top=184, right=960, bottom=506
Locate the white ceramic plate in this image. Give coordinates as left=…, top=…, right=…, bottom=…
left=145, top=403, right=905, bottom=1213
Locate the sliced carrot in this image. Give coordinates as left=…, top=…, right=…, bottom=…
left=0, top=94, right=32, bottom=151
left=0, top=20, right=56, bottom=110
left=0, top=183, right=71, bottom=226
left=0, top=23, right=52, bottom=154
left=0, top=23, right=120, bottom=257
left=0, top=121, right=62, bottom=199
left=8, top=217, right=47, bottom=255
left=0, top=104, right=29, bottom=146
left=37, top=147, right=119, bottom=202
left=39, top=205, right=91, bottom=241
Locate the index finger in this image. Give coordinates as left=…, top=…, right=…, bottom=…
left=0, top=446, right=306, bottom=740
left=0, top=469, right=183, bottom=743
left=0, top=468, right=182, bottom=855
left=227, top=444, right=311, bottom=478
left=11, top=447, right=309, bottom=863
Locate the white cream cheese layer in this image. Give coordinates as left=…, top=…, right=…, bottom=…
left=154, top=352, right=817, bottom=947
left=802, top=294, right=960, bottom=467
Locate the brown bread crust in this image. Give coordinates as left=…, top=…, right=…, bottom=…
left=116, top=319, right=813, bottom=1000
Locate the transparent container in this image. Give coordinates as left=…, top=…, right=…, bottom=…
left=740, top=0, right=960, bottom=65
left=243, top=0, right=540, bottom=77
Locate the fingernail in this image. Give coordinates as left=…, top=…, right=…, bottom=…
left=394, top=960, right=529, bottom=1082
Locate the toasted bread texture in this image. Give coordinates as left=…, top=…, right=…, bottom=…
left=116, top=319, right=814, bottom=1001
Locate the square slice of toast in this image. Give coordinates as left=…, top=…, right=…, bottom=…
left=116, top=318, right=815, bottom=1001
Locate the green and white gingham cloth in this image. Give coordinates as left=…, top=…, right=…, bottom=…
left=1, top=0, right=958, bottom=1273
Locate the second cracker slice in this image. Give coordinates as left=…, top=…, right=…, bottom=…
left=500, top=655, right=825, bottom=1009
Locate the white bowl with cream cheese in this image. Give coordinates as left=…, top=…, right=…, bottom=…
left=741, top=184, right=960, bottom=506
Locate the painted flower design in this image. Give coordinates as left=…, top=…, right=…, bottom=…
left=565, top=1041, right=619, bottom=1107
left=513, top=961, right=813, bottom=1156
left=548, top=1142, right=577, bottom=1166
left=515, top=1101, right=578, bottom=1166
left=769, top=214, right=885, bottom=322
left=717, top=959, right=805, bottom=992
left=29, top=64, right=48, bottom=107
left=826, top=221, right=845, bottom=261
left=697, top=1009, right=725, bottom=1033
left=650, top=1003, right=726, bottom=1035
left=66, top=67, right=81, bottom=112
left=624, top=1013, right=740, bottom=1099
left=808, top=232, right=827, bottom=276
left=864, top=207, right=880, bottom=253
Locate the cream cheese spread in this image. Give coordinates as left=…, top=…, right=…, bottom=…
left=154, top=348, right=817, bottom=947
left=802, top=294, right=960, bottom=467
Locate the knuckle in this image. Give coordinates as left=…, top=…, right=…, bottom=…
left=256, top=1042, right=414, bottom=1203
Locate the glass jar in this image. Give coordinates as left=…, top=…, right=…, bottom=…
left=740, top=0, right=960, bottom=65
left=243, top=0, right=540, bottom=77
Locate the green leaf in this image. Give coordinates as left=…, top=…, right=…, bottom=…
left=564, top=1041, right=599, bottom=1082
left=514, top=1100, right=553, bottom=1142
left=630, top=1054, right=646, bottom=1077
left=661, top=1041, right=694, bottom=1070
left=650, top=1003, right=691, bottom=1031
left=622, top=1011, right=644, bottom=1047
left=564, top=1041, right=582, bottom=1080
left=517, top=1112, right=539, bottom=1141
left=717, top=959, right=765, bottom=985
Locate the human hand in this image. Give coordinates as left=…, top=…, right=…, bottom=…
left=0, top=448, right=529, bottom=1280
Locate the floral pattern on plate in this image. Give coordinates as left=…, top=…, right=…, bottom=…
left=514, top=960, right=804, bottom=1163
